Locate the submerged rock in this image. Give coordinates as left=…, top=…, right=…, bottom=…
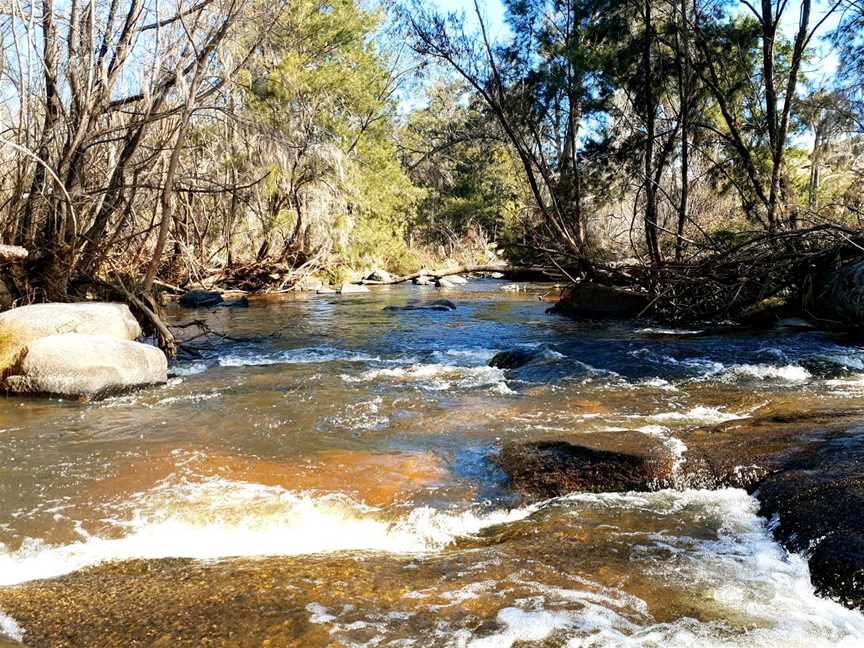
left=488, top=349, right=538, bottom=370
left=384, top=299, right=456, bottom=312
left=218, top=296, right=249, bottom=308
left=2, top=333, right=167, bottom=398
left=178, top=291, right=223, bottom=308
left=495, top=440, right=668, bottom=498
left=551, top=283, right=649, bottom=319
left=494, top=408, right=864, bottom=610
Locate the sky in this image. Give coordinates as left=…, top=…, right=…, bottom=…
left=425, top=0, right=841, bottom=84
left=428, top=0, right=839, bottom=87
left=427, top=0, right=512, bottom=39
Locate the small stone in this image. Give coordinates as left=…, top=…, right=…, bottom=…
left=338, top=284, right=370, bottom=294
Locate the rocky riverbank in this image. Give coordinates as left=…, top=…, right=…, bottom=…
left=495, top=405, right=864, bottom=610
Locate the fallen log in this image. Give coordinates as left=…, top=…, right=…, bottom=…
left=360, top=264, right=559, bottom=285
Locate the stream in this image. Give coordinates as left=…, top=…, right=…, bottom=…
left=2, top=280, right=864, bottom=646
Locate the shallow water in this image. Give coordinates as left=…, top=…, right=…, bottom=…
left=2, top=280, right=864, bottom=646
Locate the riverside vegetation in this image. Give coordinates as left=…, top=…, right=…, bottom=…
left=4, top=0, right=864, bottom=646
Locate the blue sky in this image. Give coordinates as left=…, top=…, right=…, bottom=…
left=422, top=0, right=841, bottom=86
left=426, top=0, right=511, bottom=39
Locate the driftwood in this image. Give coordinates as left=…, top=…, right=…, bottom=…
left=360, top=263, right=558, bottom=285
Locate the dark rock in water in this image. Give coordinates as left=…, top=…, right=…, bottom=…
left=179, top=291, right=223, bottom=308
left=488, top=349, right=539, bottom=370
left=756, top=432, right=864, bottom=609
left=384, top=299, right=456, bottom=312
left=365, top=268, right=392, bottom=283
left=218, top=296, right=249, bottom=308
left=495, top=441, right=668, bottom=498
left=550, top=283, right=649, bottom=319
left=494, top=407, right=864, bottom=610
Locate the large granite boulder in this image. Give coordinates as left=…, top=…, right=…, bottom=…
left=3, top=333, right=167, bottom=398
left=0, top=303, right=141, bottom=374
left=0, top=302, right=140, bottom=343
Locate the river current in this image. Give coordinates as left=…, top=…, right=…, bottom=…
left=2, top=280, right=864, bottom=646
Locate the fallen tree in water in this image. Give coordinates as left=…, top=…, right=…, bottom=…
left=551, top=224, right=864, bottom=327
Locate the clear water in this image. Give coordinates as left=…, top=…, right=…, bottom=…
left=1, top=280, right=864, bottom=646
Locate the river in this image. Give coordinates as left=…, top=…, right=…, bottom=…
left=1, top=279, right=864, bottom=646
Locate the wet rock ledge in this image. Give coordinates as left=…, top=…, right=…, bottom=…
left=494, top=408, right=864, bottom=610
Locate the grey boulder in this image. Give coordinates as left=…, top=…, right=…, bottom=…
left=0, top=302, right=140, bottom=343
left=3, top=333, right=167, bottom=398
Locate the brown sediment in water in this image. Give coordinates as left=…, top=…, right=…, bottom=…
left=86, top=447, right=449, bottom=508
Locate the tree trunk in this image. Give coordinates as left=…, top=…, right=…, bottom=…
left=675, top=0, right=691, bottom=262
left=643, top=0, right=661, bottom=265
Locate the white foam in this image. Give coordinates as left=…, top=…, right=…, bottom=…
left=431, top=348, right=498, bottom=365
left=344, top=362, right=510, bottom=392
left=170, top=362, right=208, bottom=376
left=636, top=425, right=687, bottom=472
left=307, top=602, right=336, bottom=624
left=722, top=363, right=812, bottom=382
left=218, top=346, right=378, bottom=367
left=0, top=479, right=537, bottom=587
left=646, top=406, right=747, bottom=424
left=0, top=611, right=23, bottom=642
left=468, top=607, right=576, bottom=647
left=636, top=327, right=704, bottom=336
left=534, top=490, right=864, bottom=647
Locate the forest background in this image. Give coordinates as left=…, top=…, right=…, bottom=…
left=0, top=0, right=862, bottom=322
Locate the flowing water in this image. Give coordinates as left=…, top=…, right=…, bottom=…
left=3, top=280, right=864, bottom=646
